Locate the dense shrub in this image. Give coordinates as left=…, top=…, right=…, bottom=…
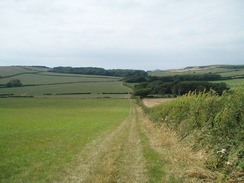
left=6, top=79, right=22, bottom=87
left=134, top=81, right=229, bottom=97
left=149, top=87, right=244, bottom=175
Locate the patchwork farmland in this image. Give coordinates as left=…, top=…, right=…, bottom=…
left=0, top=66, right=243, bottom=182
left=0, top=66, right=131, bottom=98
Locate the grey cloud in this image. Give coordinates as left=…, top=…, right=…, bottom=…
left=0, top=0, right=243, bottom=70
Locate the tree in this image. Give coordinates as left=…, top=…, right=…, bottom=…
left=133, top=88, right=151, bottom=98
left=6, top=79, right=22, bottom=87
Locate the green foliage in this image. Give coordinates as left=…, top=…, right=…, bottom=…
left=133, top=88, right=152, bottom=98
left=146, top=73, right=223, bottom=82
left=123, top=76, right=147, bottom=83
left=130, top=73, right=229, bottom=97
left=134, top=80, right=229, bottom=96
left=50, top=66, right=148, bottom=77
left=6, top=79, right=22, bottom=87
left=149, top=87, right=244, bottom=175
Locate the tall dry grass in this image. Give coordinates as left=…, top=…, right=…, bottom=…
left=147, top=87, right=244, bottom=181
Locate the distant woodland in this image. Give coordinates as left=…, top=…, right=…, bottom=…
left=49, top=67, right=230, bottom=97
left=124, top=74, right=229, bottom=97
left=50, top=67, right=148, bottom=77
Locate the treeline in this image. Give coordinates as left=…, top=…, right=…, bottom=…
left=50, top=67, right=148, bottom=77
left=124, top=73, right=223, bottom=83
left=125, top=74, right=229, bottom=97
left=134, top=81, right=228, bottom=97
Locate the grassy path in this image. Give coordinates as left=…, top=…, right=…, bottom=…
left=60, top=102, right=166, bottom=183
left=60, top=101, right=214, bottom=183
left=61, top=102, right=148, bottom=183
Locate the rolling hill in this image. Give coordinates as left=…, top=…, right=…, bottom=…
left=0, top=66, right=131, bottom=98
left=148, top=65, right=244, bottom=88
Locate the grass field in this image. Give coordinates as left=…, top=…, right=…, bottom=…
left=1, top=65, right=243, bottom=182
left=212, top=78, right=244, bottom=88
left=0, top=81, right=131, bottom=98
left=0, top=73, right=119, bottom=85
left=0, top=66, right=131, bottom=98
left=0, top=66, right=38, bottom=77
left=149, top=65, right=244, bottom=78
left=148, top=65, right=244, bottom=89
left=0, top=98, right=130, bottom=182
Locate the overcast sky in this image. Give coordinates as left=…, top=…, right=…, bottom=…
left=0, top=0, right=243, bottom=70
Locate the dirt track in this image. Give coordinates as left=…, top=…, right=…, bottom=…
left=143, top=98, right=174, bottom=108
left=58, top=101, right=215, bottom=183
left=59, top=102, right=147, bottom=183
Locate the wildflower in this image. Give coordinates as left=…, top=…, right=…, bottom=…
left=217, top=149, right=227, bottom=154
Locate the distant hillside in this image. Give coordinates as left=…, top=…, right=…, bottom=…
left=0, top=66, right=131, bottom=98
left=149, top=65, right=244, bottom=78
left=0, top=66, right=49, bottom=77
left=127, top=65, right=244, bottom=97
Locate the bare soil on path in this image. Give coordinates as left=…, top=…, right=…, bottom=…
left=143, top=98, right=175, bottom=108
left=58, top=100, right=215, bottom=183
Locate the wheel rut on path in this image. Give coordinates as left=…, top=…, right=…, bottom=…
left=61, top=103, right=147, bottom=183
left=59, top=102, right=213, bottom=183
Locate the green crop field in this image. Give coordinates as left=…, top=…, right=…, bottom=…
left=0, top=66, right=131, bottom=98
left=212, top=78, right=244, bottom=88
left=0, top=66, right=37, bottom=76
left=147, top=65, right=244, bottom=89
left=0, top=81, right=131, bottom=98
left=219, top=70, right=244, bottom=77
left=0, top=98, right=130, bottom=182
left=0, top=73, right=119, bottom=85
left=149, top=65, right=244, bottom=78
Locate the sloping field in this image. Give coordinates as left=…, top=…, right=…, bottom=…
left=0, top=66, right=131, bottom=98
left=212, top=78, right=244, bottom=88
left=0, top=73, right=119, bottom=85
left=149, top=65, right=244, bottom=78
left=0, top=66, right=40, bottom=77
left=148, top=65, right=244, bottom=89
left=0, top=82, right=131, bottom=98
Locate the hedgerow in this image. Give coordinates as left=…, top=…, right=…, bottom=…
left=148, top=87, right=244, bottom=178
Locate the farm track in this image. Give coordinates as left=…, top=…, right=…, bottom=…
left=59, top=101, right=214, bottom=183
left=61, top=102, right=147, bottom=183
